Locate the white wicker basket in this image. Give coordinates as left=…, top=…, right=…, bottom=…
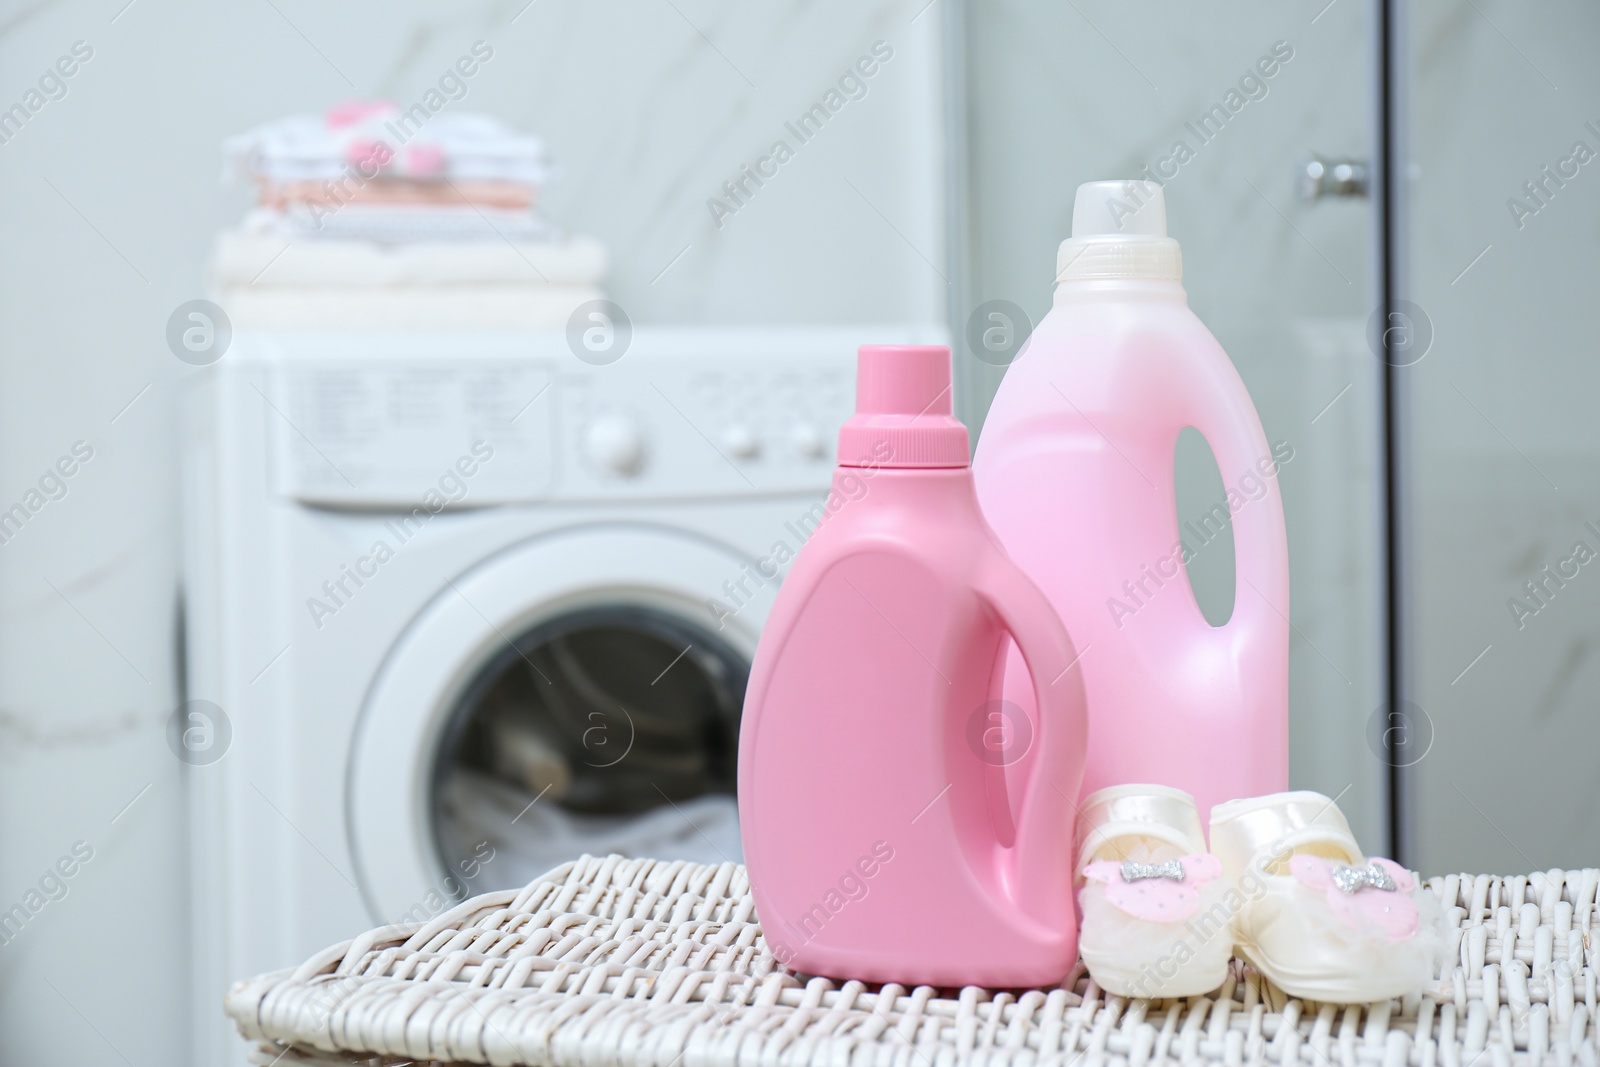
left=225, top=855, right=1600, bottom=1067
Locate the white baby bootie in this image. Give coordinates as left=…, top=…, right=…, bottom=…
left=1075, top=784, right=1233, bottom=999
left=1209, top=791, right=1443, bottom=1003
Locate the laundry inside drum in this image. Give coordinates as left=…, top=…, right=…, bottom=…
left=431, top=604, right=747, bottom=896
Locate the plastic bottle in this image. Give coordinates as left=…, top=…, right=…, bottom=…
left=972, top=180, right=1290, bottom=823
left=738, top=344, right=1088, bottom=988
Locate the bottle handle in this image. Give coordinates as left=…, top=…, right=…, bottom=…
left=1180, top=368, right=1291, bottom=632
left=975, top=557, right=1088, bottom=925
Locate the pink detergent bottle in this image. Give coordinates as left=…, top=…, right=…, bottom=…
left=738, top=344, right=1088, bottom=988
left=974, top=180, right=1290, bottom=822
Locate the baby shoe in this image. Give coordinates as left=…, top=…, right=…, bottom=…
left=1209, top=791, right=1443, bottom=1003
left=1075, top=784, right=1233, bottom=998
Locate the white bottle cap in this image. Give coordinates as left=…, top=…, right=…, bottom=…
left=1072, top=180, right=1168, bottom=237
left=1057, top=180, right=1182, bottom=282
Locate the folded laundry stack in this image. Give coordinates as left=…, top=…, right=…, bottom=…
left=213, top=100, right=605, bottom=329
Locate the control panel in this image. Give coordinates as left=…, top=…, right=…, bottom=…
left=557, top=361, right=852, bottom=499
left=274, top=361, right=555, bottom=505
left=246, top=328, right=932, bottom=507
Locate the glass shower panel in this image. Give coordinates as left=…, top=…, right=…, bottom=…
left=958, top=0, right=1389, bottom=845
left=1405, top=0, right=1600, bottom=874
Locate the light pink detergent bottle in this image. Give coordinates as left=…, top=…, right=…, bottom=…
left=973, top=181, right=1290, bottom=822
left=738, top=344, right=1088, bottom=989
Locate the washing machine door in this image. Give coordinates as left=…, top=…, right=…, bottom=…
left=348, top=525, right=771, bottom=926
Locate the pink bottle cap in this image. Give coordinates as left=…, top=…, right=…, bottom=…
left=837, top=345, right=970, bottom=468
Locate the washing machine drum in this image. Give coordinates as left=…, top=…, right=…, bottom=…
left=433, top=605, right=747, bottom=889
left=349, top=528, right=772, bottom=923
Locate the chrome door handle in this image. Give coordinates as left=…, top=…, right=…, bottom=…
left=1297, top=153, right=1369, bottom=201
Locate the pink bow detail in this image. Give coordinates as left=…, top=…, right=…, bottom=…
left=1290, top=855, right=1419, bottom=940
left=345, top=139, right=395, bottom=174
left=1083, top=854, right=1221, bottom=923
left=325, top=99, right=395, bottom=129
left=405, top=143, right=446, bottom=176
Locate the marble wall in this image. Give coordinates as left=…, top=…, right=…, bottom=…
left=0, top=2, right=945, bottom=1063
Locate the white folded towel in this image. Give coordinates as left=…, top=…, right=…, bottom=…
left=211, top=284, right=603, bottom=330
left=211, top=228, right=607, bottom=288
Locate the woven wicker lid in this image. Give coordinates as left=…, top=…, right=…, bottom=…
left=224, top=855, right=1600, bottom=1067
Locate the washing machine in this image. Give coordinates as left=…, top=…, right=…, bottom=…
left=179, top=324, right=944, bottom=1065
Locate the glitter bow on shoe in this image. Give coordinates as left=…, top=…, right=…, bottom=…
left=1331, top=862, right=1398, bottom=894
left=1119, top=859, right=1186, bottom=883
left=1291, top=855, right=1419, bottom=939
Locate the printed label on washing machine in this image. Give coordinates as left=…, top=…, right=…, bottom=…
left=271, top=363, right=556, bottom=505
